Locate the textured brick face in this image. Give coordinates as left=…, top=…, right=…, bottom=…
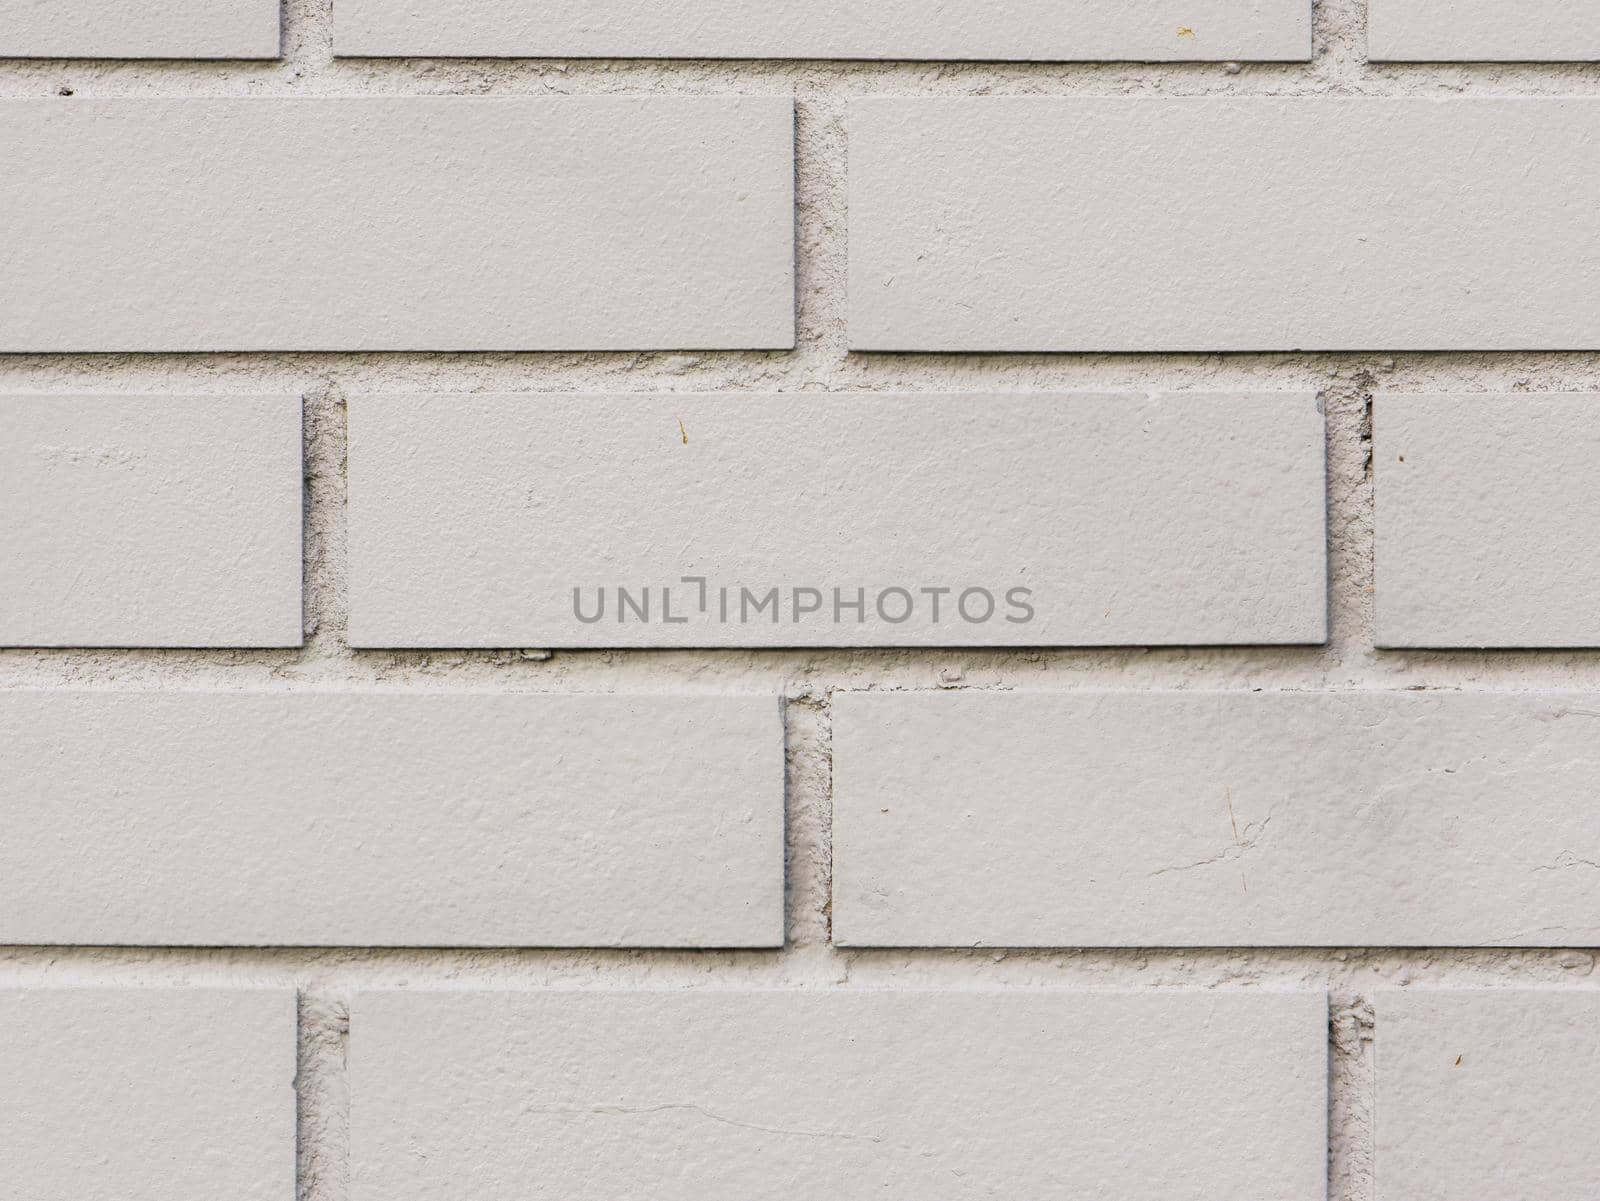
left=346, top=391, right=1326, bottom=648
left=0, top=394, right=303, bottom=647
left=1377, top=990, right=1600, bottom=1201
left=0, top=0, right=279, bottom=58
left=833, top=690, right=1600, bottom=947
left=849, top=98, right=1600, bottom=351
left=0, top=691, right=784, bottom=946
left=0, top=988, right=296, bottom=1201
left=350, top=988, right=1328, bottom=1201
left=1368, top=0, right=1600, bottom=61
left=0, top=98, right=794, bottom=352
left=336, top=0, right=1312, bottom=61
left=1375, top=394, right=1600, bottom=647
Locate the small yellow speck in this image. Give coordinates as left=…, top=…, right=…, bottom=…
left=677, top=416, right=688, bottom=445
left=1177, top=25, right=1196, bottom=38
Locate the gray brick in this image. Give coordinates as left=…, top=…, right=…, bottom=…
left=833, top=690, right=1600, bottom=947
left=351, top=988, right=1328, bottom=1201
left=0, top=690, right=783, bottom=946
left=0, top=98, right=793, bottom=351
left=0, top=988, right=295, bottom=1201
left=1377, top=989, right=1600, bottom=1201
left=850, top=99, right=1600, bottom=351
left=1375, top=394, right=1600, bottom=647
left=0, top=0, right=278, bottom=58
left=337, top=0, right=1311, bottom=61
left=0, top=394, right=302, bottom=647
left=346, top=391, right=1326, bottom=648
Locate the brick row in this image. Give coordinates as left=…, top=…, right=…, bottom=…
left=10, top=389, right=1600, bottom=649
left=7, top=101, right=1600, bottom=351
left=13, top=3, right=1600, bottom=62
left=9, top=688, right=1600, bottom=947
left=13, top=985, right=1589, bottom=1200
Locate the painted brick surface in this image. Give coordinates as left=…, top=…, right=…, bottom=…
left=0, top=0, right=278, bottom=58
left=346, top=391, right=1326, bottom=648
left=1369, top=0, right=1600, bottom=61
left=0, top=988, right=296, bottom=1201
left=1375, top=394, right=1600, bottom=648
left=849, top=98, right=1600, bottom=351
left=1376, top=990, right=1600, bottom=1201
left=5, top=0, right=1598, bottom=1193
left=350, top=988, right=1328, bottom=1201
left=0, top=98, right=793, bottom=352
left=833, top=691, right=1600, bottom=947
left=337, top=0, right=1311, bottom=61
left=0, top=691, right=783, bottom=946
left=0, top=394, right=302, bottom=647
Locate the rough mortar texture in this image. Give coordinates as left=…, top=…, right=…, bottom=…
left=5, top=4, right=1600, bottom=1201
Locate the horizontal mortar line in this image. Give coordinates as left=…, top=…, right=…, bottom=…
left=9, top=76, right=1600, bottom=96
left=0, top=961, right=1593, bottom=994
